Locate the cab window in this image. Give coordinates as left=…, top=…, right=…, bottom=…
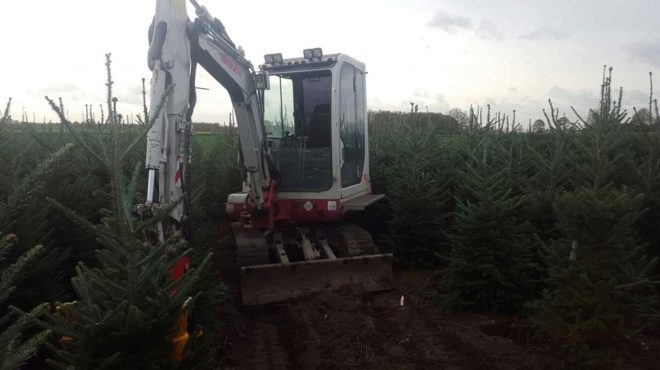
left=339, top=63, right=365, bottom=187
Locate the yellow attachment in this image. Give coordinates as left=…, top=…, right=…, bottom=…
left=55, top=302, right=77, bottom=343
left=170, top=298, right=192, bottom=363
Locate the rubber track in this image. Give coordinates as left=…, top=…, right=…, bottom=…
left=231, top=222, right=269, bottom=267
left=243, top=316, right=293, bottom=370
left=333, top=223, right=377, bottom=256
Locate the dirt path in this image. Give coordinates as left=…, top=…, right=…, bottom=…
left=216, top=267, right=560, bottom=370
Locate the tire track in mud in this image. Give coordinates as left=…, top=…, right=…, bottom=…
left=216, top=225, right=299, bottom=370
left=226, top=304, right=318, bottom=370
left=243, top=315, right=293, bottom=370
left=371, top=293, right=493, bottom=370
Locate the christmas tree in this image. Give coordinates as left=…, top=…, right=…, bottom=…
left=528, top=69, right=659, bottom=366
left=1, top=100, right=80, bottom=369
left=0, top=235, right=51, bottom=370
left=28, top=91, right=217, bottom=369
left=437, top=136, right=542, bottom=313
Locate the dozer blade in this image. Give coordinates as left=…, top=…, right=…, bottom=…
left=240, top=253, right=393, bottom=305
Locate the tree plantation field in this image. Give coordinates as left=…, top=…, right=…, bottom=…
left=2, top=78, right=660, bottom=370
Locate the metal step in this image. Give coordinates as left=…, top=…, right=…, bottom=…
left=341, top=193, right=385, bottom=212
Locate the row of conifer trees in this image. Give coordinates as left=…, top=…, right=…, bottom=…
left=0, top=92, right=242, bottom=368
left=368, top=72, right=660, bottom=366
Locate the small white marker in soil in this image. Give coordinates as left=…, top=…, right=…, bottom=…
left=400, top=295, right=405, bottom=306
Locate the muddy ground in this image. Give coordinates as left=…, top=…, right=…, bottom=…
left=214, top=231, right=659, bottom=370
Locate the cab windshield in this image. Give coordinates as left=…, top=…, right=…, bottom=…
left=263, top=71, right=333, bottom=192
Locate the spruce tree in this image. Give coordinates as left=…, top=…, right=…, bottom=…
left=0, top=234, right=51, bottom=370
left=437, top=137, right=542, bottom=313
left=371, top=116, right=455, bottom=267
left=0, top=108, right=85, bottom=308
left=632, top=121, right=660, bottom=279
left=528, top=71, right=660, bottom=366
left=29, top=95, right=216, bottom=369
left=0, top=116, right=72, bottom=369
left=522, top=103, right=575, bottom=242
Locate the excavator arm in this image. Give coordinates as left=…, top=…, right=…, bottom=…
left=144, top=0, right=270, bottom=233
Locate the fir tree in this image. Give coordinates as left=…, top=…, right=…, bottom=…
left=0, top=111, right=86, bottom=308
left=28, top=91, right=217, bottom=369
left=0, top=234, right=51, bottom=370
left=528, top=70, right=660, bottom=366
left=0, top=115, right=72, bottom=369
left=522, top=102, right=575, bottom=242
left=436, top=137, right=542, bottom=313
left=529, top=188, right=658, bottom=366
left=372, top=118, right=455, bottom=266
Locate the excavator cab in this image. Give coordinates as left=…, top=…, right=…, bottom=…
left=228, top=52, right=383, bottom=220
left=263, top=53, right=366, bottom=197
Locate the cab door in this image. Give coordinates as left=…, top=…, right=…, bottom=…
left=338, top=62, right=368, bottom=199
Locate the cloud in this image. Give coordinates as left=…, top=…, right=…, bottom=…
left=522, top=95, right=543, bottom=108
left=625, top=41, right=660, bottom=67
left=520, top=27, right=570, bottom=41
left=414, top=89, right=430, bottom=98
left=26, top=84, right=106, bottom=110
left=509, top=86, right=518, bottom=93
left=367, top=98, right=415, bottom=112
left=432, top=93, right=451, bottom=112
left=28, top=84, right=84, bottom=99
left=408, top=93, right=450, bottom=112
left=427, top=11, right=473, bottom=34
left=548, top=86, right=598, bottom=111
left=117, top=84, right=145, bottom=106
left=427, top=12, right=503, bottom=41
left=626, top=89, right=650, bottom=106
left=476, top=21, right=503, bottom=41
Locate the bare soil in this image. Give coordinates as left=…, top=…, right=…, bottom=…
left=216, top=270, right=554, bottom=370
left=214, top=227, right=660, bottom=370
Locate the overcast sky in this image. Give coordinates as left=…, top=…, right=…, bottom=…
left=0, top=0, right=658, bottom=124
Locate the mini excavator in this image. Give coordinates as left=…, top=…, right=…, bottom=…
left=142, top=0, right=392, bottom=306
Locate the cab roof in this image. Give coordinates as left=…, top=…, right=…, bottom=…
left=259, top=53, right=365, bottom=73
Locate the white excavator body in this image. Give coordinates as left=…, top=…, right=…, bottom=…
left=143, top=0, right=392, bottom=305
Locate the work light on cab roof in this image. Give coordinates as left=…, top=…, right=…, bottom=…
left=303, top=47, right=323, bottom=60
left=264, top=53, right=283, bottom=65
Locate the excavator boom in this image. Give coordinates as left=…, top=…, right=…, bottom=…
left=145, top=0, right=269, bottom=219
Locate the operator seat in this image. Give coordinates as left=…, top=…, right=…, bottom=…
left=306, top=104, right=331, bottom=148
